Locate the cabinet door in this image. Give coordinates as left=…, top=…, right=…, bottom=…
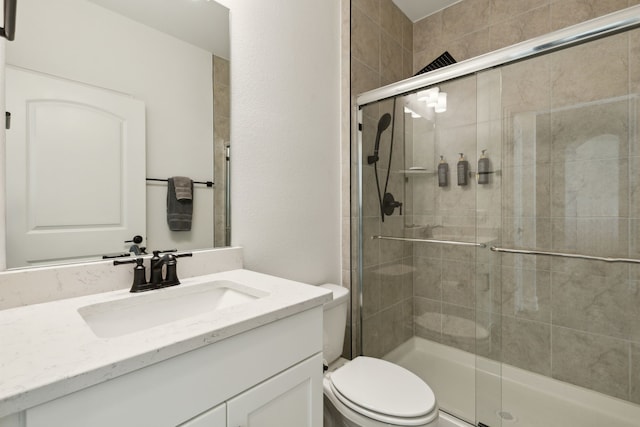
left=227, top=354, right=323, bottom=427
left=177, top=403, right=225, bottom=427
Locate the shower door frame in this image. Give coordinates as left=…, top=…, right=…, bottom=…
left=354, top=3, right=640, bottom=424
left=356, top=6, right=640, bottom=109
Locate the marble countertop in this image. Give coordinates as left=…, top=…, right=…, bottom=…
left=0, top=269, right=332, bottom=418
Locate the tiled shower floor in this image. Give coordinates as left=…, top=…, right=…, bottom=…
left=384, top=337, right=640, bottom=427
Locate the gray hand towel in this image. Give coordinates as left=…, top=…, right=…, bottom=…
left=167, top=177, right=193, bottom=231
left=172, top=176, right=193, bottom=200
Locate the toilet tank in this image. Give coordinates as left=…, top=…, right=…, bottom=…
left=320, top=284, right=349, bottom=365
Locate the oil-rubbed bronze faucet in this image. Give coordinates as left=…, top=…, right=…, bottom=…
left=149, top=250, right=193, bottom=288
left=114, top=250, right=193, bottom=293
left=149, top=249, right=192, bottom=289
left=114, top=257, right=153, bottom=292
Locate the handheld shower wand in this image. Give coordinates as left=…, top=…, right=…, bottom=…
left=368, top=102, right=400, bottom=222
left=367, top=113, right=392, bottom=165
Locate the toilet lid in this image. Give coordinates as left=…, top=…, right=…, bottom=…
left=329, top=357, right=436, bottom=419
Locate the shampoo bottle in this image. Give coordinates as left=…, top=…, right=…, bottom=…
left=437, top=155, right=449, bottom=187
left=457, top=153, right=469, bottom=186
left=477, top=149, right=490, bottom=184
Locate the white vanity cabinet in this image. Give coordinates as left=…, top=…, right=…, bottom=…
left=226, top=354, right=321, bottom=427
left=18, top=307, right=323, bottom=427
left=177, top=353, right=321, bottom=427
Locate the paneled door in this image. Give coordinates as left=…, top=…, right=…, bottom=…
left=5, top=67, right=146, bottom=267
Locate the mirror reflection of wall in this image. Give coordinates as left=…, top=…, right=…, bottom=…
left=5, top=0, right=230, bottom=269
left=213, top=55, right=230, bottom=248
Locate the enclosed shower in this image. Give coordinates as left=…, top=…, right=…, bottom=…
left=355, top=6, right=640, bottom=427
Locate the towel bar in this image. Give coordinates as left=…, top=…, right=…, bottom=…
left=372, top=235, right=486, bottom=248
left=146, top=178, right=214, bottom=188
left=490, top=246, right=640, bottom=264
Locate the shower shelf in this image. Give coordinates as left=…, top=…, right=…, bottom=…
left=396, top=169, right=435, bottom=175
left=395, top=169, right=502, bottom=177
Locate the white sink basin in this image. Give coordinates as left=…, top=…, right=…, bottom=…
left=78, top=280, right=268, bottom=338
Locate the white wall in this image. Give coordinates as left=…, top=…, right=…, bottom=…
left=6, top=0, right=214, bottom=256
left=221, top=0, right=342, bottom=285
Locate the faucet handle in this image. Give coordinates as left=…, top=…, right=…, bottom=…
left=163, top=254, right=179, bottom=286
left=163, top=253, right=193, bottom=286
left=159, top=248, right=177, bottom=254
left=151, top=249, right=178, bottom=258
left=130, top=258, right=149, bottom=292
left=113, top=258, right=137, bottom=266
left=113, top=258, right=152, bottom=293
left=103, top=252, right=131, bottom=259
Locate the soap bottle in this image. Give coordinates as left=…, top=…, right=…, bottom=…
left=477, top=149, right=490, bottom=184
left=457, top=153, right=469, bottom=186
left=437, top=155, right=449, bottom=187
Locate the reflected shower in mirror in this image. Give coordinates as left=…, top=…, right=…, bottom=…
left=5, top=0, right=230, bottom=269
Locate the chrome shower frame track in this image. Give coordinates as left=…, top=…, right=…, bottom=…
left=356, top=5, right=640, bottom=107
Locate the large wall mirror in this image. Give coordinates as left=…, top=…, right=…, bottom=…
left=5, top=0, right=230, bottom=269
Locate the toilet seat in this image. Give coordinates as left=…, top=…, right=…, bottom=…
left=328, top=357, right=438, bottom=426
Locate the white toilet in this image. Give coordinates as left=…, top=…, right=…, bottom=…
left=321, top=284, right=439, bottom=427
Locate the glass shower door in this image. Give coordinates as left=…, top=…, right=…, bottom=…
left=358, top=72, right=507, bottom=427
left=473, top=68, right=504, bottom=427
left=489, top=29, right=640, bottom=427
left=404, top=76, right=483, bottom=423
left=359, top=96, right=413, bottom=360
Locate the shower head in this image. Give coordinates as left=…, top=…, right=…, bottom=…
left=377, top=113, right=392, bottom=132
left=367, top=113, right=392, bottom=164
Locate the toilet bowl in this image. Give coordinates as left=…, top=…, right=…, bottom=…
left=321, top=284, right=438, bottom=427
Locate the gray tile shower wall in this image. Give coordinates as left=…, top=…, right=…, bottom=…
left=552, top=326, right=630, bottom=400
left=351, top=0, right=414, bottom=357
left=413, top=0, right=639, bottom=72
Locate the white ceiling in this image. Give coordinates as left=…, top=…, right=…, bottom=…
left=392, top=0, right=463, bottom=22
left=84, top=0, right=461, bottom=59
left=87, top=0, right=230, bottom=59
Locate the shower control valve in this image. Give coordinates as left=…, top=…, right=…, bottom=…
left=382, top=192, right=402, bottom=216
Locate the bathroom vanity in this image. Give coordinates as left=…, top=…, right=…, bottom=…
left=0, top=251, right=331, bottom=427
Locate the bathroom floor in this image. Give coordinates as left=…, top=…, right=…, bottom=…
left=384, top=337, right=640, bottom=427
